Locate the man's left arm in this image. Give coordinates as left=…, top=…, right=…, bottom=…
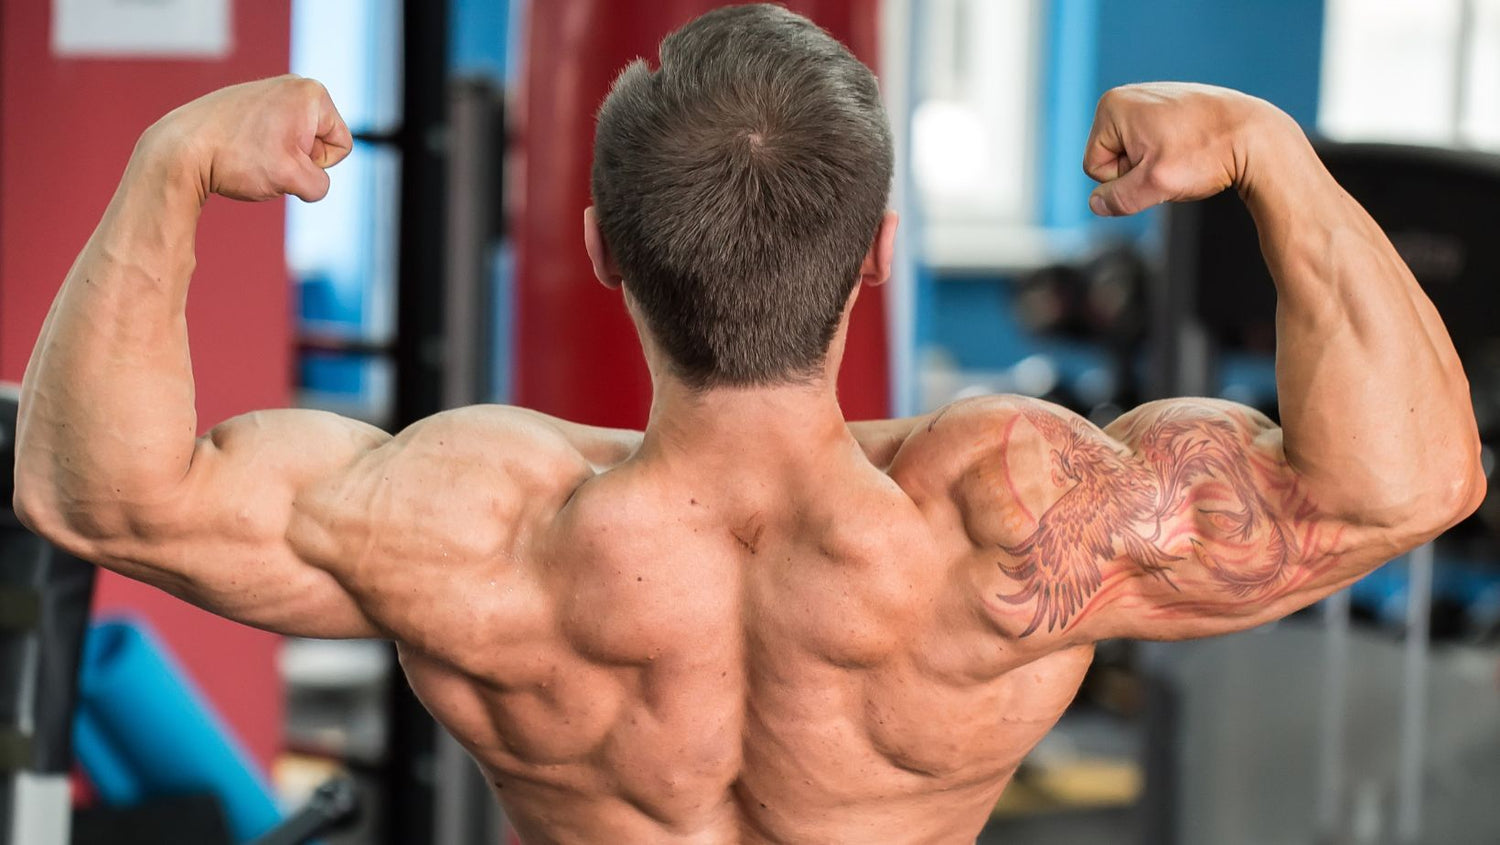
left=13, top=77, right=388, bottom=638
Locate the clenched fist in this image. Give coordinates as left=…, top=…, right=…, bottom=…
left=139, top=75, right=351, bottom=204
left=1083, top=82, right=1297, bottom=217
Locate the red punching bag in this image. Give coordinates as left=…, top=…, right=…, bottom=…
left=512, top=0, right=891, bottom=428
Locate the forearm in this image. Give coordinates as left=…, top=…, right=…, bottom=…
left=1241, top=118, right=1483, bottom=529
left=15, top=135, right=206, bottom=536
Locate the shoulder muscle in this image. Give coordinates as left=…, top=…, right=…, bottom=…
left=289, top=406, right=612, bottom=651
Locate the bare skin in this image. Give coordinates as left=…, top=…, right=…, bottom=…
left=13, top=77, right=1485, bottom=844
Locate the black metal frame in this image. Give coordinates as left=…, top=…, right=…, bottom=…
left=378, top=1, right=450, bottom=842
left=0, top=392, right=97, bottom=845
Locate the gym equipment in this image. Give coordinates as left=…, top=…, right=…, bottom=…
left=0, top=386, right=96, bottom=845
left=1014, top=245, right=1152, bottom=413
left=1156, top=141, right=1500, bottom=409
left=249, top=776, right=360, bottom=845
left=71, top=793, right=233, bottom=845
left=72, top=619, right=282, bottom=843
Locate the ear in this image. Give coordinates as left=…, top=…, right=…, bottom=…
left=584, top=207, right=624, bottom=289
left=858, top=210, right=899, bottom=287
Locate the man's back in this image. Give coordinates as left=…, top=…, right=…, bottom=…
left=294, top=400, right=1092, bottom=844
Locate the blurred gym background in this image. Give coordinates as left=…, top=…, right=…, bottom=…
left=2, top=0, right=1499, bottom=843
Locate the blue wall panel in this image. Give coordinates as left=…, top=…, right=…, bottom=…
left=1093, top=0, right=1324, bottom=127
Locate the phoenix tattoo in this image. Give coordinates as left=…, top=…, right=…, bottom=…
left=997, top=405, right=1298, bottom=637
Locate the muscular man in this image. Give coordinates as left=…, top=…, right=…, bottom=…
left=13, top=5, right=1484, bottom=843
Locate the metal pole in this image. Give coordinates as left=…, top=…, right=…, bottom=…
left=880, top=0, right=918, bottom=416
left=1316, top=588, right=1351, bottom=839
left=392, top=0, right=452, bottom=429
left=383, top=0, right=450, bottom=842
left=442, top=80, right=503, bottom=411
left=1154, top=204, right=1214, bottom=400
left=1396, top=543, right=1434, bottom=843
left=1138, top=642, right=1179, bottom=845
left=1452, top=0, right=1477, bottom=146
left=434, top=732, right=502, bottom=845
left=431, top=78, right=509, bottom=845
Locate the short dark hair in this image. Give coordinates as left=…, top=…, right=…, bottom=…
left=591, top=3, right=894, bottom=388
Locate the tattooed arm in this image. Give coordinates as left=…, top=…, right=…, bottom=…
left=944, top=390, right=1475, bottom=643
left=942, top=84, right=1483, bottom=644
left=947, top=396, right=1372, bottom=642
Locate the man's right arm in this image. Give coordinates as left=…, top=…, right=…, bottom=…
left=951, top=85, right=1483, bottom=645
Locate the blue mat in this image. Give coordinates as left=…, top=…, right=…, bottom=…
left=72, top=618, right=282, bottom=843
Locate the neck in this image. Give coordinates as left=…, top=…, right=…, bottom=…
left=638, top=374, right=861, bottom=475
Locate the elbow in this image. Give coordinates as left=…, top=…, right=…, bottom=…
left=11, top=485, right=38, bottom=534
left=12, top=475, right=75, bottom=547
left=1432, top=435, right=1487, bottom=531
left=1451, top=454, right=1488, bottom=527
left=1390, top=444, right=1486, bottom=544
left=1324, top=442, right=1486, bottom=549
left=12, top=472, right=119, bottom=559
left=1428, top=402, right=1490, bottom=531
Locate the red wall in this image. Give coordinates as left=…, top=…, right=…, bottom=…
left=513, top=0, right=890, bottom=428
left=0, top=1, right=292, bottom=770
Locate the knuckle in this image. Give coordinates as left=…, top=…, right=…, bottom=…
left=1142, top=161, right=1177, bottom=192
left=272, top=160, right=304, bottom=187
left=296, top=77, right=327, bottom=99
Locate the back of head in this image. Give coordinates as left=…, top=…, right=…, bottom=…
left=592, top=3, right=894, bottom=388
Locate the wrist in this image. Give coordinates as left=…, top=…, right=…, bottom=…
left=89, top=123, right=209, bottom=270
left=1234, top=104, right=1323, bottom=204
left=132, top=120, right=213, bottom=206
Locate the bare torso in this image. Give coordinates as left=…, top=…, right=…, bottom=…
left=293, top=400, right=1093, bottom=844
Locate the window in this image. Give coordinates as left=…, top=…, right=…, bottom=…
left=908, top=0, right=1043, bottom=268
left=287, top=0, right=402, bottom=423
left=1321, top=0, right=1500, bottom=148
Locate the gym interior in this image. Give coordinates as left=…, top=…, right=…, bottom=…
left=2, top=0, right=1499, bottom=843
